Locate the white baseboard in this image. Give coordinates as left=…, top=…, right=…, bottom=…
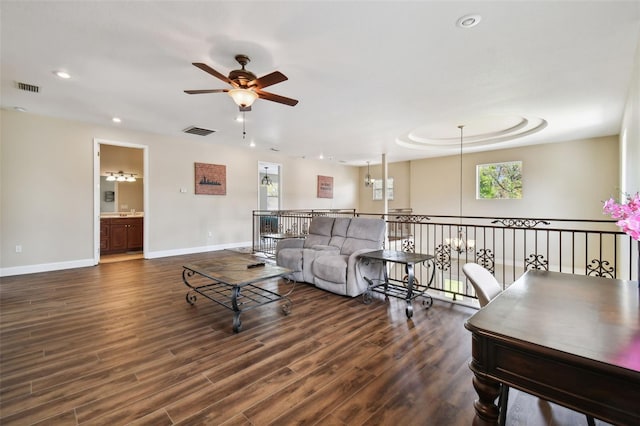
left=146, top=241, right=253, bottom=259
left=0, top=242, right=253, bottom=277
left=0, top=258, right=96, bottom=277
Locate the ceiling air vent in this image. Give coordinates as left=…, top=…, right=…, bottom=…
left=15, top=81, right=40, bottom=93
left=183, top=126, right=216, bottom=136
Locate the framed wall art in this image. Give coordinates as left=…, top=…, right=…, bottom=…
left=195, top=162, right=226, bottom=195
left=317, top=175, right=333, bottom=199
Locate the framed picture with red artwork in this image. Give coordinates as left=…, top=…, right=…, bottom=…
left=195, top=163, right=226, bottom=195
left=317, top=175, right=333, bottom=199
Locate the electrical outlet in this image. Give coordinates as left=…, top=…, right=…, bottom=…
left=15, top=245, right=22, bottom=253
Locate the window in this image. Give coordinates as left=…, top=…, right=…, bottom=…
left=373, top=178, right=394, bottom=200
left=476, top=161, right=522, bottom=199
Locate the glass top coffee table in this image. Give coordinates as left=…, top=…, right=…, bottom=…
left=182, top=251, right=293, bottom=333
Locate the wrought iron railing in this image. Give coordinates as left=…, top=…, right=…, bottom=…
left=252, top=209, right=638, bottom=305
left=252, top=209, right=356, bottom=255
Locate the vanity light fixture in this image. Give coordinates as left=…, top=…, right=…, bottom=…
left=106, top=171, right=137, bottom=183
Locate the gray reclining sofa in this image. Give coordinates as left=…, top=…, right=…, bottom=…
left=275, top=216, right=386, bottom=296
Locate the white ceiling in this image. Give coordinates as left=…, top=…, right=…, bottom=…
left=2, top=1, right=639, bottom=166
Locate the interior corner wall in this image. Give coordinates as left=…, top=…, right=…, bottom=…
left=0, top=109, right=358, bottom=275
left=409, top=136, right=620, bottom=220
left=620, top=37, right=640, bottom=195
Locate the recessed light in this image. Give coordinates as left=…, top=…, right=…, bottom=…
left=14, top=106, right=27, bottom=112
left=249, top=140, right=256, bottom=147
left=457, top=14, right=481, bottom=28
left=53, top=70, right=71, bottom=79
left=112, top=117, right=121, bottom=123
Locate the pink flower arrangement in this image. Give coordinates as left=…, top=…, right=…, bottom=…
left=603, top=192, right=640, bottom=240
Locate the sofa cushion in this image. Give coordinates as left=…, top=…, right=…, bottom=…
left=332, top=218, right=351, bottom=236
left=276, top=248, right=303, bottom=272
left=303, top=217, right=334, bottom=248
left=340, top=218, right=386, bottom=255
left=301, top=247, right=334, bottom=283
left=312, top=254, right=348, bottom=284
left=328, top=217, right=350, bottom=249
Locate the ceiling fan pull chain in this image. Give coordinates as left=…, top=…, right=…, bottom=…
left=242, top=111, right=246, bottom=139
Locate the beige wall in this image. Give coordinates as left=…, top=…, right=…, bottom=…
left=0, top=110, right=359, bottom=275
left=116, top=179, right=144, bottom=212
left=358, top=161, right=411, bottom=213
left=356, top=136, right=620, bottom=220
left=0, top=109, right=630, bottom=276
left=409, top=136, right=619, bottom=219
left=620, top=38, right=640, bottom=196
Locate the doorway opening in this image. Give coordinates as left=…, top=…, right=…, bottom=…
left=258, top=162, right=281, bottom=211
left=93, top=138, right=149, bottom=264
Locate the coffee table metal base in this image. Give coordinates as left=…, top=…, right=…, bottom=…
left=182, top=257, right=293, bottom=333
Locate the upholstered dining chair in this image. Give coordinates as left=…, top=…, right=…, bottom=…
left=462, top=263, right=502, bottom=308
left=462, top=263, right=596, bottom=426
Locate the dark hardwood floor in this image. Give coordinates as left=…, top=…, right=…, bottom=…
left=0, top=250, right=606, bottom=425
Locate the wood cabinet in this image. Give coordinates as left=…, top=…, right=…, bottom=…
left=100, top=217, right=143, bottom=254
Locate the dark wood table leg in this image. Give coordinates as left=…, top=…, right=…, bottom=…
left=471, top=373, right=501, bottom=426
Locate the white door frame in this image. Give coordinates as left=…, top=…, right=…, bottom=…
left=93, top=138, right=150, bottom=264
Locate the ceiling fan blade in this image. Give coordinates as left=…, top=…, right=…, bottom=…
left=257, top=90, right=299, bottom=106
left=251, top=71, right=288, bottom=89
left=184, top=89, right=229, bottom=94
left=192, top=63, right=238, bottom=87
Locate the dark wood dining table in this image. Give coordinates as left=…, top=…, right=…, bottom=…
left=465, top=270, right=640, bottom=425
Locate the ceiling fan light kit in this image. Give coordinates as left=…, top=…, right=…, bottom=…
left=185, top=54, right=298, bottom=108
left=228, top=88, right=258, bottom=108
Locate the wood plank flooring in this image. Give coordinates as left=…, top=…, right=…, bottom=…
left=1, top=250, right=607, bottom=425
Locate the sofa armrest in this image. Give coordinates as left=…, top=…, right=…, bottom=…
left=344, top=248, right=385, bottom=297
left=275, top=238, right=304, bottom=253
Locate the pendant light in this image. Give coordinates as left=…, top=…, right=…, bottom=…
left=261, top=166, right=272, bottom=186
left=447, top=125, right=475, bottom=253
left=364, top=161, right=375, bottom=187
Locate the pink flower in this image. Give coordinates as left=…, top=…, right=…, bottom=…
left=604, top=192, right=640, bottom=241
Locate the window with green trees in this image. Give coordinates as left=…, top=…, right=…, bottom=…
left=476, top=161, right=522, bottom=199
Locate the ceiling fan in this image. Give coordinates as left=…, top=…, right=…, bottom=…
left=184, top=54, right=298, bottom=111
